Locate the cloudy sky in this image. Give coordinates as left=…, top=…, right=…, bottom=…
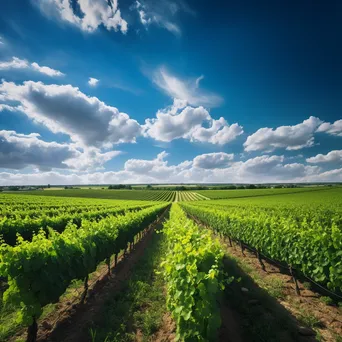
left=0, top=0, right=341, bottom=185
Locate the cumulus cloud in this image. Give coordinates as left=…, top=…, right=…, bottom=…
left=193, top=153, right=234, bottom=169
left=31, top=62, right=64, bottom=77
left=124, top=151, right=192, bottom=179
left=143, top=100, right=243, bottom=145
left=125, top=151, right=168, bottom=174
left=0, top=104, right=17, bottom=112
left=0, top=57, right=28, bottom=69
left=306, top=150, right=342, bottom=164
left=0, top=130, right=76, bottom=170
left=0, top=80, right=142, bottom=147
left=1, top=150, right=341, bottom=186
left=244, top=116, right=322, bottom=152
left=37, top=0, right=128, bottom=34
left=133, top=0, right=184, bottom=36
left=0, top=57, right=64, bottom=76
left=0, top=130, right=120, bottom=171
left=238, top=155, right=285, bottom=174
left=316, top=119, right=342, bottom=137
left=88, top=77, right=99, bottom=87
left=152, top=67, right=223, bottom=107
left=65, top=147, right=121, bottom=170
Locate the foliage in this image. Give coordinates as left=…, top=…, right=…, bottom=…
left=0, top=204, right=167, bottom=325
left=0, top=194, right=156, bottom=245
left=108, top=184, right=132, bottom=190
left=161, top=204, right=230, bottom=341
left=195, top=186, right=335, bottom=200
left=180, top=193, right=342, bottom=292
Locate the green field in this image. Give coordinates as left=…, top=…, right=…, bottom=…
left=8, top=189, right=209, bottom=202
left=196, top=186, right=333, bottom=200
left=0, top=186, right=341, bottom=341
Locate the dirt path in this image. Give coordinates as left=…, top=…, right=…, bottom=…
left=219, top=236, right=342, bottom=342
left=35, top=209, right=169, bottom=342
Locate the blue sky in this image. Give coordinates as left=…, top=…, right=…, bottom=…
left=0, top=0, right=341, bottom=185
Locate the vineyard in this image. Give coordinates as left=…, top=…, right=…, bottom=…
left=195, top=186, right=332, bottom=200
left=0, top=187, right=342, bottom=341
left=16, top=189, right=208, bottom=202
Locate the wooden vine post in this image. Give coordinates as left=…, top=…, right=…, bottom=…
left=240, top=241, right=245, bottom=256
left=289, top=265, right=301, bottom=296
left=256, top=249, right=266, bottom=271
left=228, top=237, right=233, bottom=247
left=27, top=316, right=38, bottom=342
left=106, top=256, right=111, bottom=275
left=80, top=274, right=89, bottom=304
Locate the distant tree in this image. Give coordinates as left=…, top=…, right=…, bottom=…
left=146, top=184, right=153, bottom=189
left=47, top=184, right=51, bottom=188
left=108, top=184, right=132, bottom=189
left=246, top=184, right=257, bottom=189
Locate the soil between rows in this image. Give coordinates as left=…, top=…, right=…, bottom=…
left=35, top=209, right=170, bottom=342
left=10, top=207, right=342, bottom=342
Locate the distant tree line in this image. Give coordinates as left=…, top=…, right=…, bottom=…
left=108, top=184, right=132, bottom=189
left=106, top=184, right=302, bottom=191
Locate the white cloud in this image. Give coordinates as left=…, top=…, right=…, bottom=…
left=244, top=116, right=322, bottom=152
left=0, top=57, right=64, bottom=77
left=0, top=130, right=75, bottom=170
left=297, top=168, right=342, bottom=183
left=152, top=66, right=223, bottom=107
left=306, top=150, right=342, bottom=164
left=0, top=104, right=18, bottom=112
left=125, top=151, right=168, bottom=174
left=0, top=80, right=141, bottom=148
left=31, top=62, right=64, bottom=77
left=65, top=147, right=121, bottom=171
left=316, top=119, right=342, bottom=137
left=124, top=151, right=192, bottom=180
left=193, top=152, right=234, bottom=169
left=190, top=117, right=243, bottom=145
left=37, top=0, right=128, bottom=34
left=237, top=155, right=285, bottom=174
left=0, top=57, right=28, bottom=69
left=0, top=130, right=121, bottom=171
left=143, top=99, right=243, bottom=145
left=0, top=36, right=4, bottom=45
left=133, top=1, right=181, bottom=35
left=88, top=77, right=99, bottom=87
left=1, top=150, right=341, bottom=186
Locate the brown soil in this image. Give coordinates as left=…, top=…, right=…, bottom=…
left=29, top=208, right=169, bottom=342
left=218, top=301, right=244, bottom=342
left=11, top=205, right=341, bottom=342
left=39, top=229, right=155, bottom=341
left=149, top=312, right=176, bottom=342
left=219, top=236, right=342, bottom=342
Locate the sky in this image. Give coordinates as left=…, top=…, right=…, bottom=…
left=0, top=0, right=341, bottom=185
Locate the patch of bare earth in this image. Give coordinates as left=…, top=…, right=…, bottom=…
left=6, top=209, right=170, bottom=342
left=39, top=228, right=156, bottom=342
left=220, top=236, right=342, bottom=342
left=148, top=312, right=176, bottom=342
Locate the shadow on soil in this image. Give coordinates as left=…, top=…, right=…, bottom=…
left=219, top=255, right=317, bottom=342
